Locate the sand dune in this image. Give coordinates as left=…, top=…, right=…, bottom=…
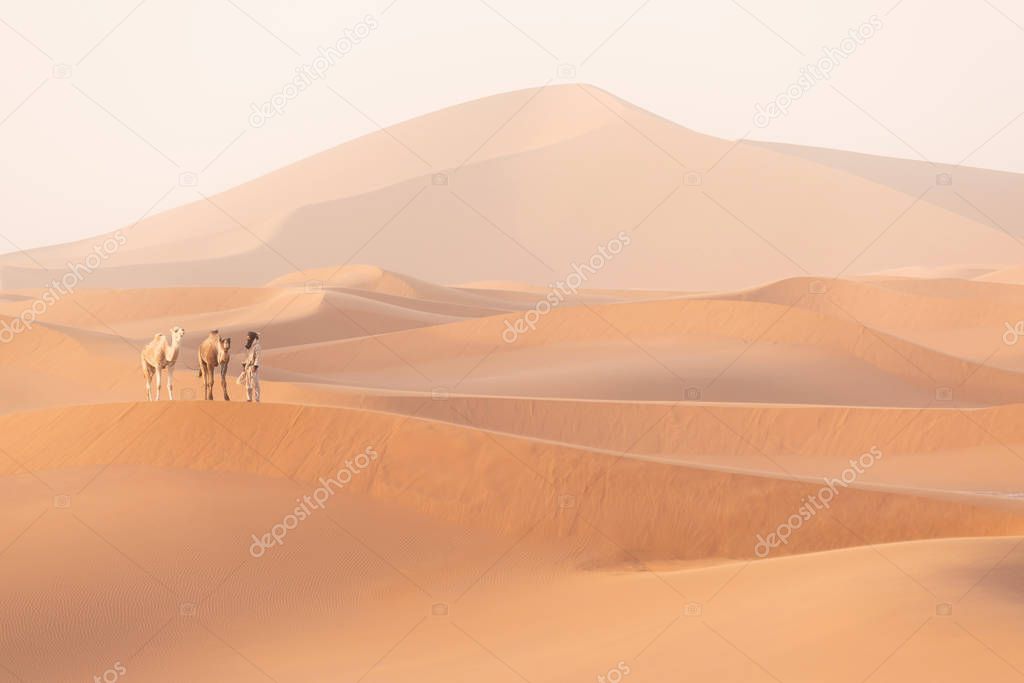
left=977, top=264, right=1024, bottom=285
left=755, top=140, right=1024, bottom=246
left=280, top=392, right=1024, bottom=493
left=720, top=276, right=1024, bottom=367
left=4, top=84, right=1024, bottom=680
left=3, top=85, right=1023, bottom=291
left=0, top=285, right=464, bottom=340
left=265, top=264, right=545, bottom=315
left=3, top=461, right=1021, bottom=682
left=261, top=293, right=1024, bottom=406
left=726, top=276, right=1024, bottom=333
left=2, top=401, right=1022, bottom=564
left=5, top=269, right=1024, bottom=417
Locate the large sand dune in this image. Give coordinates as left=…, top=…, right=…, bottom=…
left=3, top=86, right=1024, bottom=681
left=3, top=85, right=1023, bottom=291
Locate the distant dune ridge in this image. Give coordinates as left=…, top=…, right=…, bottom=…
left=2, top=85, right=1023, bottom=291
left=2, top=87, right=1024, bottom=681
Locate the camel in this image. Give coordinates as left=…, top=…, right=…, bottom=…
left=141, top=326, right=186, bottom=401
left=198, top=330, right=232, bottom=401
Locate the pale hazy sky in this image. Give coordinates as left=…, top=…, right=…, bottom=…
left=1, top=0, right=1022, bottom=251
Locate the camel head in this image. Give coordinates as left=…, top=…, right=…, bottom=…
left=215, top=336, right=231, bottom=364
left=170, top=327, right=186, bottom=345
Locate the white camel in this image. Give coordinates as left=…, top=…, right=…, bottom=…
left=141, top=326, right=186, bottom=401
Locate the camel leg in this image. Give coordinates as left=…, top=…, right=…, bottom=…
left=202, top=363, right=214, bottom=401
left=167, top=364, right=175, bottom=401
left=154, top=366, right=163, bottom=401
left=143, top=363, right=154, bottom=401
left=221, top=365, right=230, bottom=401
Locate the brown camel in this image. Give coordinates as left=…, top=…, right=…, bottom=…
left=197, top=330, right=232, bottom=401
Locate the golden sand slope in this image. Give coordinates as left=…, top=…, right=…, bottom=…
left=2, top=401, right=1021, bottom=565
left=2, top=456, right=1022, bottom=681
left=264, top=294, right=1024, bottom=405
left=273, top=391, right=1024, bottom=493
left=0, top=285, right=469, bottom=341
left=0, top=271, right=507, bottom=411
left=2, top=268, right=1024, bottom=680
left=4, top=269, right=1024, bottom=416
left=725, top=276, right=1024, bottom=367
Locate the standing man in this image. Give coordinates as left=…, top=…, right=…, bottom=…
left=239, top=331, right=262, bottom=402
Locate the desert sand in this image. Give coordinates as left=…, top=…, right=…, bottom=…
left=2, top=86, right=1023, bottom=681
